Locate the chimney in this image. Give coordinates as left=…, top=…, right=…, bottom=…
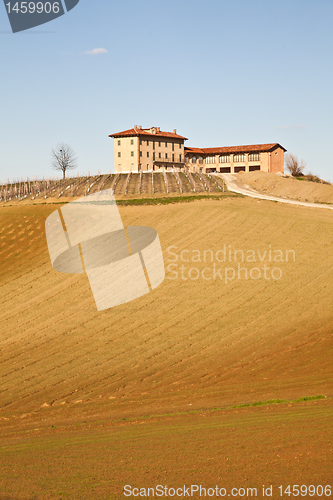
left=157, top=127, right=160, bottom=132
left=173, top=129, right=177, bottom=134
left=138, top=125, right=142, bottom=130
left=134, top=125, right=137, bottom=132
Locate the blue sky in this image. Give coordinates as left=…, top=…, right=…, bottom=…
left=1, top=0, right=333, bottom=183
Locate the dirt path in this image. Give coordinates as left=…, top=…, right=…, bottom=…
left=217, top=173, right=333, bottom=210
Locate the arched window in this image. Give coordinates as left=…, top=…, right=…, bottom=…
left=185, top=155, right=189, bottom=163
left=198, top=156, right=203, bottom=164
left=234, top=154, right=245, bottom=163
left=219, top=155, right=231, bottom=163
left=249, top=153, right=260, bottom=162
left=192, top=156, right=197, bottom=163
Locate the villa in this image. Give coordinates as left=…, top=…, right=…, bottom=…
left=109, top=126, right=286, bottom=174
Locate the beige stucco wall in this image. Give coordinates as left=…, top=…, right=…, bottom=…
left=114, top=134, right=185, bottom=173
left=139, top=137, right=184, bottom=172
left=259, top=152, right=269, bottom=172
left=114, top=136, right=139, bottom=173
left=184, top=149, right=284, bottom=174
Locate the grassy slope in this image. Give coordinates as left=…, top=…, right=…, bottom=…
left=0, top=197, right=332, bottom=498
left=237, top=171, right=333, bottom=204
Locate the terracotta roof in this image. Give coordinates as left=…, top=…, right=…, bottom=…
left=109, top=127, right=188, bottom=140
left=185, top=143, right=286, bottom=154
left=185, top=147, right=206, bottom=154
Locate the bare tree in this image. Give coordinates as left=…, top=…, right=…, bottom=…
left=51, top=143, right=77, bottom=179
left=285, top=153, right=306, bottom=177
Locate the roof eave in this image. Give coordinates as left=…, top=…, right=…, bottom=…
left=109, top=127, right=188, bottom=140
left=269, top=143, right=287, bottom=152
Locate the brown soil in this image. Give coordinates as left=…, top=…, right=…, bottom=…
left=0, top=197, right=332, bottom=498
left=1, top=400, right=332, bottom=499
left=237, top=171, right=333, bottom=204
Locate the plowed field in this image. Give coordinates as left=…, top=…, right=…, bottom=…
left=0, top=197, right=332, bottom=499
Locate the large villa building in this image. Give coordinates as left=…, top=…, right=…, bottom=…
left=109, top=126, right=286, bottom=174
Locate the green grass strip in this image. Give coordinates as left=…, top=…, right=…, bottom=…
left=116, top=193, right=241, bottom=206
left=1, top=193, right=242, bottom=208
left=14, top=395, right=327, bottom=433
left=107, top=395, right=328, bottom=425
left=293, top=395, right=326, bottom=402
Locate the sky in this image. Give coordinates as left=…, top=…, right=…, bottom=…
left=1, top=0, right=333, bottom=183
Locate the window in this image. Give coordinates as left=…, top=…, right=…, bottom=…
left=249, top=153, right=260, bottom=162
left=185, top=155, right=189, bottom=163
left=140, top=151, right=142, bottom=157
left=118, top=164, right=122, bottom=172
left=131, top=151, right=134, bottom=157
left=131, top=139, right=134, bottom=145
left=140, top=139, right=143, bottom=146
left=159, top=152, right=161, bottom=159
left=165, top=153, right=168, bottom=159
left=179, top=143, right=181, bottom=149
left=179, top=154, right=182, bottom=162
left=147, top=140, right=149, bottom=146
left=219, top=155, right=231, bottom=163
left=153, top=141, right=155, bottom=149
left=192, top=156, right=197, bottom=164
left=165, top=141, right=167, bottom=147
left=147, top=152, right=149, bottom=158
left=198, top=156, right=203, bottom=164
left=205, top=156, right=216, bottom=164
left=117, top=140, right=121, bottom=146
left=118, top=152, right=121, bottom=158
left=234, top=154, right=245, bottom=162
left=153, top=152, right=155, bottom=160
left=131, top=163, right=134, bottom=170
left=172, top=143, right=174, bottom=151
left=158, top=141, right=161, bottom=147
left=172, top=154, right=175, bottom=162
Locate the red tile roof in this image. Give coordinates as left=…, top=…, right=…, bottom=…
left=185, top=143, right=286, bottom=154
left=109, top=127, right=188, bottom=140
left=185, top=147, right=206, bottom=154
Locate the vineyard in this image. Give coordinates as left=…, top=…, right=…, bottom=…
left=0, top=171, right=226, bottom=203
